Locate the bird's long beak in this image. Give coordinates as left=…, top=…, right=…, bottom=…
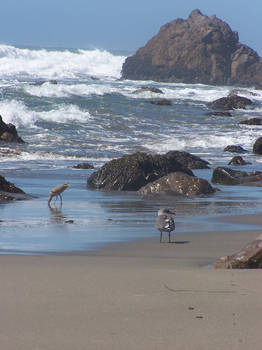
left=168, top=210, right=176, bottom=215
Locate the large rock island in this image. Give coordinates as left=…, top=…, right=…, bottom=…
left=121, top=9, right=262, bottom=87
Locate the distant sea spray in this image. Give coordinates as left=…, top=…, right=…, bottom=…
left=0, top=44, right=126, bottom=80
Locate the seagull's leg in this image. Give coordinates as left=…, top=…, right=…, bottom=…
left=160, top=231, right=163, bottom=243
left=169, top=231, right=171, bottom=243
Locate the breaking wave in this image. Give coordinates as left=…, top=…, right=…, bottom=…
left=0, top=44, right=126, bottom=80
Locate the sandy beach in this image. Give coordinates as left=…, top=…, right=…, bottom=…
left=0, top=215, right=262, bottom=350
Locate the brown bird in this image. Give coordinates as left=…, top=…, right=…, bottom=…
left=155, top=208, right=176, bottom=243
left=48, top=183, right=70, bottom=207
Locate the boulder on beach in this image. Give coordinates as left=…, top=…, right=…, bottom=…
left=138, top=172, right=215, bottom=197
left=223, top=145, right=248, bottom=153
left=0, top=115, right=24, bottom=143
left=87, top=152, right=193, bottom=191
left=228, top=156, right=251, bottom=166
left=207, top=94, right=253, bottom=111
left=165, top=150, right=210, bottom=169
left=121, top=9, right=262, bottom=87
left=213, top=234, right=262, bottom=269
left=211, top=167, right=262, bottom=185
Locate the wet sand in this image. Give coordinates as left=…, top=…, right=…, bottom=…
left=0, top=214, right=262, bottom=349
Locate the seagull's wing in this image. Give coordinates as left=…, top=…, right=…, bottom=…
left=156, top=214, right=175, bottom=232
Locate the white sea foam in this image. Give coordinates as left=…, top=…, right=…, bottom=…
left=144, top=129, right=259, bottom=154
left=0, top=44, right=126, bottom=80
left=24, top=81, right=120, bottom=98
left=0, top=100, right=92, bottom=127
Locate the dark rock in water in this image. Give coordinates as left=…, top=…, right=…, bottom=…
left=149, top=98, right=172, bottom=106
left=0, top=174, right=31, bottom=201
left=253, top=137, right=262, bottom=155
left=0, top=116, right=24, bottom=143
left=0, top=175, right=24, bottom=193
left=73, top=162, right=94, bottom=169
left=87, top=152, right=193, bottom=191
left=121, top=9, right=262, bottom=87
left=211, top=167, right=262, bottom=185
left=165, top=150, right=210, bottom=169
left=213, top=234, right=262, bottom=269
left=228, top=156, right=251, bottom=166
left=206, top=111, right=232, bottom=117
left=33, top=80, right=58, bottom=86
left=139, top=172, right=215, bottom=197
left=207, top=94, right=253, bottom=111
left=90, top=76, right=100, bottom=81
left=224, top=145, right=248, bottom=153
left=133, top=86, right=164, bottom=94
left=240, top=118, right=262, bottom=125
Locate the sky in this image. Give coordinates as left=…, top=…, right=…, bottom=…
left=0, top=0, right=261, bottom=55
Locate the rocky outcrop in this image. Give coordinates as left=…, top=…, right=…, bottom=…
left=228, top=156, right=251, bottom=166
left=207, top=95, right=253, bottom=111
left=253, top=137, right=262, bottom=155
left=213, top=234, right=262, bottom=269
left=211, top=167, right=262, bottom=185
left=138, top=172, right=215, bottom=197
left=87, top=152, right=193, bottom=191
left=223, top=145, right=248, bottom=153
left=121, top=9, right=262, bottom=87
left=0, top=115, right=24, bottom=143
left=165, top=151, right=210, bottom=169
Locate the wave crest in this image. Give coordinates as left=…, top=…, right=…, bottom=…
left=0, top=44, right=126, bottom=80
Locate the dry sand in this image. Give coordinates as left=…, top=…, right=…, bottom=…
left=0, top=214, right=262, bottom=350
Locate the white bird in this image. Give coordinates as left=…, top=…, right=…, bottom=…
left=48, top=183, right=70, bottom=207
left=155, top=208, right=176, bottom=243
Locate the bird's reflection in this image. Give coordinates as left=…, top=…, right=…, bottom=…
left=49, top=207, right=68, bottom=223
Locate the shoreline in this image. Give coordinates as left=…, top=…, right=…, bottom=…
left=0, top=213, right=262, bottom=349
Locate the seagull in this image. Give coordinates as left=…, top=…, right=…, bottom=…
left=155, top=208, right=176, bottom=243
left=48, top=183, right=70, bottom=207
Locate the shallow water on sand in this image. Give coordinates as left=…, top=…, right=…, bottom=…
left=0, top=166, right=262, bottom=254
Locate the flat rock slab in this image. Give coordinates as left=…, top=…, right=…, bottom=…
left=213, top=234, right=262, bottom=269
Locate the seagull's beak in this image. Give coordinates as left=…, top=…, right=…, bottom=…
left=168, top=210, right=176, bottom=215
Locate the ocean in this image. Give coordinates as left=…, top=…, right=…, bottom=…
left=0, top=44, right=262, bottom=254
